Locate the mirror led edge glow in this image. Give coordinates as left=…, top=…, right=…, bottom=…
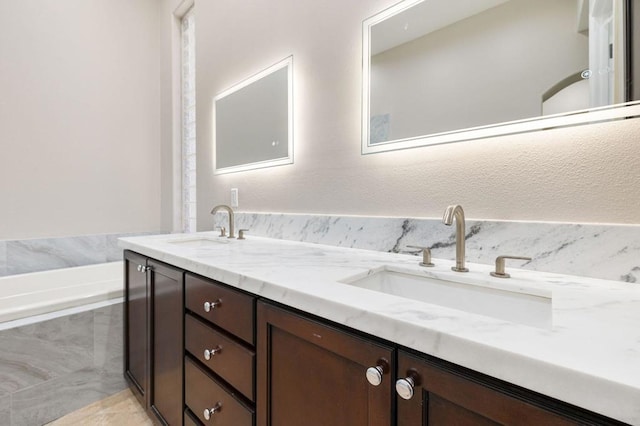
left=361, top=0, right=640, bottom=155
left=362, top=0, right=424, bottom=154
left=213, top=56, right=294, bottom=175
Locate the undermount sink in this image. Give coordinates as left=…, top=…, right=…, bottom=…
left=167, top=237, right=229, bottom=247
left=340, top=267, right=552, bottom=329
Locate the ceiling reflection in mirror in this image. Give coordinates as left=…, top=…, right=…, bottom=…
left=362, top=0, right=640, bottom=154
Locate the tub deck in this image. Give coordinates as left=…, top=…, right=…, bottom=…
left=0, top=261, right=123, bottom=324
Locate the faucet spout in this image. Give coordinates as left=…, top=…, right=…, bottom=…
left=210, top=204, right=235, bottom=238
left=442, top=204, right=469, bottom=272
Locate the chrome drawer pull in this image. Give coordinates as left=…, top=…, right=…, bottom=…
left=203, top=299, right=222, bottom=312
left=204, top=345, right=222, bottom=360
left=203, top=402, right=222, bottom=420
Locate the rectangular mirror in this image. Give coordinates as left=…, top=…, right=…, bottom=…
left=362, top=0, right=640, bottom=154
left=214, top=56, right=293, bottom=174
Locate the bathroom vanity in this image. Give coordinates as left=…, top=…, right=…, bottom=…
left=120, top=233, right=640, bottom=425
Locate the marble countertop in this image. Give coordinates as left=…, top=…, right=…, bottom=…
left=119, top=232, right=640, bottom=425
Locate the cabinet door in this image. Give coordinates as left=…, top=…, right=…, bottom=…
left=124, top=250, right=148, bottom=407
left=397, top=350, right=598, bottom=426
left=257, top=301, right=394, bottom=426
left=149, top=260, right=184, bottom=426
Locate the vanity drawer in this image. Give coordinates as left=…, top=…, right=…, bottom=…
left=184, top=409, right=200, bottom=426
left=185, top=357, right=254, bottom=426
left=185, top=273, right=255, bottom=344
left=185, top=313, right=255, bottom=401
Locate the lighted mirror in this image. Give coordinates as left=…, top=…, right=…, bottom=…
left=362, top=0, right=640, bottom=154
left=214, top=56, right=293, bottom=174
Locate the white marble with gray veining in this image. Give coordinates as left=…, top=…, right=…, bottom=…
left=0, top=395, right=10, bottom=425
left=6, top=236, right=107, bottom=275
left=120, top=232, right=640, bottom=425
left=212, top=212, right=640, bottom=283
left=0, top=241, right=6, bottom=277
left=0, top=303, right=125, bottom=425
left=0, top=231, right=155, bottom=277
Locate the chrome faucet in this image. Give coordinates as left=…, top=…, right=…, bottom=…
left=442, top=204, right=469, bottom=272
left=210, top=205, right=235, bottom=238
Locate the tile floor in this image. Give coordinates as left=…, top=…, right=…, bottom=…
left=45, top=389, right=153, bottom=425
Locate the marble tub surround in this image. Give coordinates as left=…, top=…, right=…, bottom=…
left=0, top=395, right=10, bottom=425
left=0, top=231, right=157, bottom=277
left=211, top=211, right=640, bottom=283
left=121, top=233, right=640, bottom=424
left=0, top=303, right=125, bottom=426
left=0, top=241, right=6, bottom=277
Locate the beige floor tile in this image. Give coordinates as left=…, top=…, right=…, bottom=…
left=46, top=389, right=153, bottom=425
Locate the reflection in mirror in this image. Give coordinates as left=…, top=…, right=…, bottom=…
left=214, top=56, right=293, bottom=174
left=362, top=0, right=640, bottom=154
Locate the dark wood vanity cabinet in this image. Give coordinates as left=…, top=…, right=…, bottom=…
left=184, top=273, right=256, bottom=425
left=396, top=350, right=574, bottom=426
left=149, top=259, right=184, bottom=425
left=124, top=251, right=148, bottom=406
left=257, top=301, right=395, bottom=426
left=124, top=250, right=184, bottom=425
left=396, top=350, right=627, bottom=426
left=256, top=302, right=627, bottom=426
left=124, top=252, right=629, bottom=426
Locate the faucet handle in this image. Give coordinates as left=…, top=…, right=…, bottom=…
left=490, top=255, right=532, bottom=278
left=217, top=226, right=226, bottom=237
left=407, top=245, right=435, bottom=267
left=238, top=229, right=249, bottom=240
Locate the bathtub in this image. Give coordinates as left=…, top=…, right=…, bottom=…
left=0, top=261, right=126, bottom=424
left=0, top=261, right=123, bottom=327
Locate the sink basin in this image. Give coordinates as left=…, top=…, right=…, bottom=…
left=341, top=267, right=552, bottom=329
left=167, top=237, right=229, bottom=247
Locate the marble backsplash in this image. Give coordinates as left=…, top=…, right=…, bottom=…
left=0, top=232, right=154, bottom=277
left=212, top=212, right=640, bottom=284
left=4, top=212, right=638, bottom=284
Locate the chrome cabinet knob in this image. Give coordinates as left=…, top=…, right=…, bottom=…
left=396, top=377, right=416, bottom=400
left=366, top=366, right=384, bottom=386
left=396, top=369, right=421, bottom=400
left=203, top=402, right=222, bottom=420
left=204, top=345, right=222, bottom=360
left=137, top=265, right=151, bottom=273
left=365, top=359, right=389, bottom=386
left=203, top=299, right=222, bottom=312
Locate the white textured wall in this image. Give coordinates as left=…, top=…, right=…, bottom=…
left=0, top=0, right=162, bottom=239
left=635, top=2, right=640, bottom=100
left=193, top=0, right=640, bottom=227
